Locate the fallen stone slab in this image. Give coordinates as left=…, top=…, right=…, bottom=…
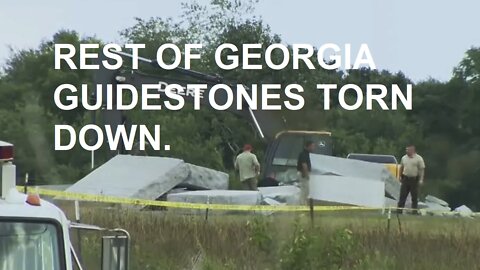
left=61, top=155, right=230, bottom=206
left=260, top=198, right=284, bottom=216
left=423, top=202, right=451, bottom=216
left=425, top=195, right=449, bottom=207
left=310, top=154, right=401, bottom=201
left=418, top=202, right=428, bottom=209
left=258, top=185, right=301, bottom=205
left=173, top=183, right=210, bottom=191
left=262, top=197, right=284, bottom=206
left=182, top=163, right=229, bottom=190
left=454, top=205, right=474, bottom=218
left=167, top=190, right=261, bottom=205
left=309, top=175, right=385, bottom=208
left=64, top=155, right=188, bottom=201
left=167, top=190, right=262, bottom=214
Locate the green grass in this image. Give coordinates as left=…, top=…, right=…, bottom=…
left=58, top=204, right=480, bottom=270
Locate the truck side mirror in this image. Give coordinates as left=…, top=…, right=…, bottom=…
left=101, top=234, right=129, bottom=270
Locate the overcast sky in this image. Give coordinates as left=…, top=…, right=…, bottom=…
left=1, top=0, right=479, bottom=82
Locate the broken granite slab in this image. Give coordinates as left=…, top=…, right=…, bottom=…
left=262, top=197, right=284, bottom=206
left=309, top=154, right=401, bottom=201
left=167, top=190, right=261, bottom=205
left=64, top=155, right=188, bottom=200
left=309, top=175, right=385, bottom=208
left=454, top=205, right=474, bottom=218
left=182, top=163, right=229, bottom=190
left=423, top=202, right=451, bottom=216
left=167, top=190, right=262, bottom=214
left=258, top=185, right=301, bottom=205
left=62, top=155, right=230, bottom=204
left=260, top=197, right=284, bottom=216
left=425, top=195, right=449, bottom=207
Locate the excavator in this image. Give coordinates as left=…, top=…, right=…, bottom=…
left=92, top=49, right=333, bottom=184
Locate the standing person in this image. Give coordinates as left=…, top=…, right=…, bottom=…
left=297, top=141, right=315, bottom=204
left=235, top=144, right=260, bottom=190
left=397, top=145, right=426, bottom=214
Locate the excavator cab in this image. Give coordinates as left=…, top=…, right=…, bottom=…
left=263, top=131, right=332, bottom=183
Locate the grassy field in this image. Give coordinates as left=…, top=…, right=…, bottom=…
left=58, top=203, right=480, bottom=270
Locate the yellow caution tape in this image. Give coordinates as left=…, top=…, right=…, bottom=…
left=17, top=186, right=375, bottom=212
left=16, top=186, right=479, bottom=215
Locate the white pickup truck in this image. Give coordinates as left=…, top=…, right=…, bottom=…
left=0, top=140, right=130, bottom=270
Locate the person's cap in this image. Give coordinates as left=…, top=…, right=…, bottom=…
left=243, top=144, right=252, bottom=151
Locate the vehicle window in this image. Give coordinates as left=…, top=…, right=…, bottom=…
left=307, top=134, right=333, bottom=155
left=272, top=134, right=304, bottom=166
left=272, top=133, right=333, bottom=166
left=0, top=221, right=62, bottom=270
left=271, top=133, right=332, bottom=183
left=348, top=154, right=396, bottom=164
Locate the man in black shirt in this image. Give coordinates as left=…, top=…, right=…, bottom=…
left=297, top=141, right=315, bottom=204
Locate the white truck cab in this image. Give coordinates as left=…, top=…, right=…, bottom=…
left=0, top=141, right=130, bottom=270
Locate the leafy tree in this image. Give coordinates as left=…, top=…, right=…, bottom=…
left=0, top=30, right=98, bottom=184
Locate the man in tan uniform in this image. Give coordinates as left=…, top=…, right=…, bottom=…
left=235, top=144, right=260, bottom=190
left=397, top=145, right=426, bottom=214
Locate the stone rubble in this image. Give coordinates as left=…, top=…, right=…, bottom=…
left=425, top=195, right=449, bottom=207
left=258, top=186, right=301, bottom=205
left=63, top=155, right=229, bottom=202
left=454, top=205, right=474, bottom=218
left=58, top=154, right=476, bottom=218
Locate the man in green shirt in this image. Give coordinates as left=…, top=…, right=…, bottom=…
left=235, top=144, right=260, bottom=190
